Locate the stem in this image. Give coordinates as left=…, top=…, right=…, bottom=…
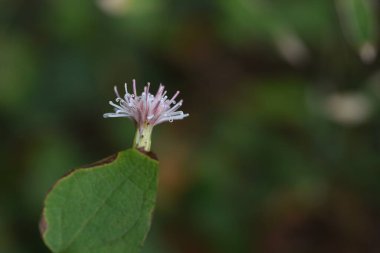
left=133, top=123, right=153, bottom=151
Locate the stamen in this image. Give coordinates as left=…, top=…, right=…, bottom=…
left=114, top=86, right=121, bottom=98
left=133, top=79, right=137, bottom=97
left=124, top=82, right=128, bottom=95
left=169, top=91, right=180, bottom=104
left=146, top=82, right=150, bottom=94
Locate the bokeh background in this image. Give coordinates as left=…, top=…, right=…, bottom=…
left=2, top=0, right=380, bottom=252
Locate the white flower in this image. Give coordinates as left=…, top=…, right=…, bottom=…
left=104, top=79, right=189, bottom=151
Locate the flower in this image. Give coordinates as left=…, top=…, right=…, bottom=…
left=104, top=79, right=189, bottom=151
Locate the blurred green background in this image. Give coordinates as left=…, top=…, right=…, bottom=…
left=2, top=0, right=380, bottom=252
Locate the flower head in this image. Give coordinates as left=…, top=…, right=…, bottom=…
left=104, top=79, right=189, bottom=151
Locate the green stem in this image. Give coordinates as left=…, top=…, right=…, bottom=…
left=133, top=123, right=153, bottom=151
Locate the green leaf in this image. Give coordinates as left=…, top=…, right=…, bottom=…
left=336, top=0, right=378, bottom=62
left=40, top=149, right=159, bottom=253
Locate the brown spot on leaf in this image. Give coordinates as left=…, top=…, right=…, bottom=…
left=137, top=148, right=159, bottom=161
left=82, top=153, right=118, bottom=168
left=39, top=210, right=47, bottom=236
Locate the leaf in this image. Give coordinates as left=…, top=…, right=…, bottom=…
left=40, top=149, right=159, bottom=253
left=336, top=0, right=378, bottom=62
